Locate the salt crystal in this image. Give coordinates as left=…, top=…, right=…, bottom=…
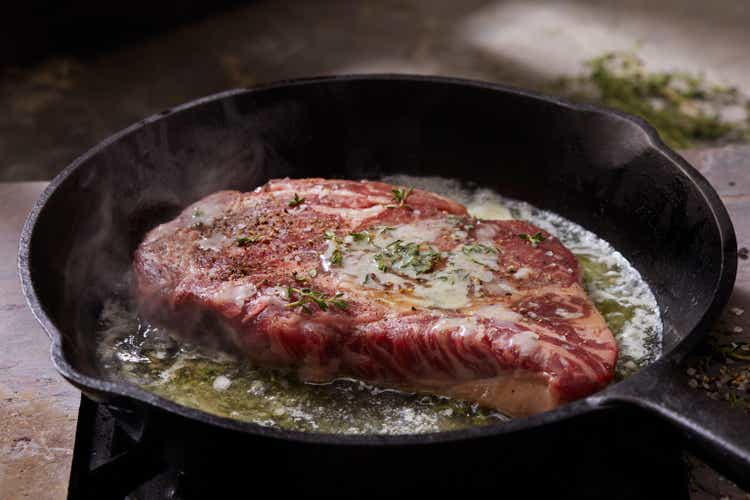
left=730, top=307, right=744, bottom=316
left=248, top=380, right=266, bottom=396
left=212, top=375, right=232, bottom=391
left=733, top=326, right=744, bottom=333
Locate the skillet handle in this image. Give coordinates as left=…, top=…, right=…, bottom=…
left=603, top=358, right=750, bottom=493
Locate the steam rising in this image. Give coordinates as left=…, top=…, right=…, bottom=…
left=62, top=99, right=302, bottom=372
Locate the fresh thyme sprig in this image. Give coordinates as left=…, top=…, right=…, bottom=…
left=330, top=247, right=343, bottom=266
left=519, top=232, right=546, bottom=247
left=462, top=243, right=499, bottom=255
left=288, top=193, right=305, bottom=208
left=236, top=234, right=262, bottom=246
left=388, top=186, right=413, bottom=208
left=373, top=240, right=440, bottom=274
left=285, top=286, right=348, bottom=313
left=348, top=231, right=373, bottom=243
left=323, top=230, right=344, bottom=266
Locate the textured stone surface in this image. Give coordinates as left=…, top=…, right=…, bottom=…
left=0, top=182, right=79, bottom=500
left=683, top=146, right=749, bottom=347
left=680, top=146, right=750, bottom=500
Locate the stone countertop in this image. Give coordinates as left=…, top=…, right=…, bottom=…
left=0, top=182, right=79, bottom=500
left=0, top=147, right=748, bottom=499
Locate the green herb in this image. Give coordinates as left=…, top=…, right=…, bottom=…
left=362, top=274, right=370, bottom=285
left=236, top=234, right=261, bottom=246
left=324, top=230, right=344, bottom=266
left=285, top=286, right=348, bottom=312
left=330, top=247, right=343, bottom=266
left=519, top=232, right=546, bottom=247
left=373, top=240, right=440, bottom=274
left=288, top=193, right=305, bottom=208
left=388, top=187, right=414, bottom=208
left=373, top=249, right=390, bottom=272
left=728, top=389, right=740, bottom=408
left=192, top=209, right=204, bottom=218
left=292, top=271, right=307, bottom=282
left=553, top=50, right=750, bottom=148
left=373, top=226, right=395, bottom=239
left=462, top=244, right=498, bottom=255
left=716, top=342, right=750, bottom=362
left=329, top=294, right=349, bottom=310
left=349, top=231, right=372, bottom=243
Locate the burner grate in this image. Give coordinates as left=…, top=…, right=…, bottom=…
left=67, top=396, right=690, bottom=499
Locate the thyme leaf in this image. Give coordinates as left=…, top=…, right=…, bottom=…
left=519, top=232, right=546, bottom=247
left=388, top=186, right=414, bottom=208
left=236, top=234, right=261, bottom=246
left=462, top=244, right=499, bottom=255
left=330, top=247, right=343, bottom=266
left=288, top=193, right=305, bottom=207
left=285, top=287, right=348, bottom=313
left=349, top=231, right=373, bottom=243
left=373, top=240, right=440, bottom=274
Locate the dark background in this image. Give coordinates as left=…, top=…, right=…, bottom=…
left=4, top=0, right=749, bottom=182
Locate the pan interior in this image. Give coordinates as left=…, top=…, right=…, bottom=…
left=24, top=77, right=726, bottom=433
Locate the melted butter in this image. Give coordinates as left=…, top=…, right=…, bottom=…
left=215, top=282, right=258, bottom=307
left=467, top=201, right=513, bottom=220
left=509, top=331, right=539, bottom=357
left=414, top=274, right=472, bottom=309
left=330, top=219, right=503, bottom=311
left=385, top=220, right=446, bottom=244
left=469, top=304, right=522, bottom=323
left=197, top=233, right=229, bottom=251
left=191, top=199, right=226, bottom=226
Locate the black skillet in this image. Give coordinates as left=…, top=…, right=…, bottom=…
left=19, top=75, right=743, bottom=495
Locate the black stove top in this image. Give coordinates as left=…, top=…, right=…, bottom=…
left=67, top=395, right=690, bottom=499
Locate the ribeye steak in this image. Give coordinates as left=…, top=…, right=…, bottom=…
left=134, top=178, right=618, bottom=416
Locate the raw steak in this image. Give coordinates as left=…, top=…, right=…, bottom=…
left=134, top=178, right=618, bottom=416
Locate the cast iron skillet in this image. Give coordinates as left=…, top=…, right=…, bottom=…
left=19, top=76, right=744, bottom=491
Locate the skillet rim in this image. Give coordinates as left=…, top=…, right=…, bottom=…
left=18, top=73, right=737, bottom=446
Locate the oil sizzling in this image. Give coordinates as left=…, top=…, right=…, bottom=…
left=96, top=177, right=662, bottom=434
